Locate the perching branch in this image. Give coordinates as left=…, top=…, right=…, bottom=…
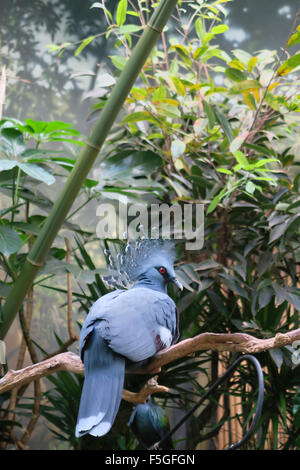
left=1, top=329, right=299, bottom=403
left=0, top=352, right=168, bottom=404
left=141, top=328, right=300, bottom=373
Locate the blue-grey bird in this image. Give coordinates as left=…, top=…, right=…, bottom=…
left=128, top=397, right=173, bottom=449
left=75, top=239, right=182, bottom=438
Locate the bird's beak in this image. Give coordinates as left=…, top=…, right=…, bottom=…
left=171, top=277, right=183, bottom=291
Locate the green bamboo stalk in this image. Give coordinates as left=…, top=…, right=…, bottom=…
left=0, top=0, right=178, bottom=339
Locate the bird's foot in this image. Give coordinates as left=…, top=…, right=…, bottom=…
left=150, top=442, right=161, bottom=451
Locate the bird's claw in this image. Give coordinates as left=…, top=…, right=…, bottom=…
left=149, top=442, right=161, bottom=451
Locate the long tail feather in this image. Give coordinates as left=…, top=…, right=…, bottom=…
left=75, top=325, right=125, bottom=438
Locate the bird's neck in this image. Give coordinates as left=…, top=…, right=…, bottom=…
left=133, top=277, right=167, bottom=293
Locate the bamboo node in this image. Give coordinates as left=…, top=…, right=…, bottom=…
left=26, top=257, right=43, bottom=268
left=85, top=141, right=102, bottom=151
left=147, top=24, right=163, bottom=34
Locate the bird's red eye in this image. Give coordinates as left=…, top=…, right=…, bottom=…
left=159, top=267, right=166, bottom=275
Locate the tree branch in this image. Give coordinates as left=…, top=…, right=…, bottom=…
left=1, top=329, right=299, bottom=401
left=141, top=328, right=300, bottom=373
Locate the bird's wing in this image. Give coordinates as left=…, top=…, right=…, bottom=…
left=148, top=402, right=170, bottom=438
left=79, top=289, right=125, bottom=359
left=171, top=307, right=180, bottom=345
left=80, top=287, right=177, bottom=363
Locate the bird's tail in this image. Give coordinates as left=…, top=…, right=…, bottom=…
left=75, top=325, right=125, bottom=438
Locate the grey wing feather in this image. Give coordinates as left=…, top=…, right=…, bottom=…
left=79, top=289, right=125, bottom=359
left=80, top=287, right=178, bottom=363
left=172, top=307, right=180, bottom=345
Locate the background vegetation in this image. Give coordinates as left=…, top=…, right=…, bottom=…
left=0, top=0, right=300, bottom=450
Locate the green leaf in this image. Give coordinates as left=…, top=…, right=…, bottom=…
left=245, top=181, right=256, bottom=194
left=201, top=48, right=227, bottom=63
left=248, top=56, right=258, bottom=73
left=193, top=46, right=209, bottom=60
left=96, top=73, right=116, bottom=87
left=207, top=187, right=227, bottom=214
left=215, top=108, right=233, bottom=142
left=229, top=80, right=261, bottom=94
left=252, top=158, right=279, bottom=168
left=110, top=55, right=127, bottom=70
left=74, top=36, right=95, bottom=56
left=171, top=45, right=192, bottom=66
left=285, top=292, right=300, bottom=311
left=116, top=0, right=127, bottom=27
left=195, top=18, right=205, bottom=39
left=24, top=119, right=54, bottom=134
left=122, top=111, right=158, bottom=125
left=211, top=24, right=229, bottom=35
left=287, top=27, right=300, bottom=48
left=229, top=59, right=246, bottom=71
left=225, top=67, right=247, bottom=82
left=219, top=273, right=248, bottom=298
left=233, top=49, right=252, bottom=66
left=243, top=142, right=275, bottom=157
left=171, top=140, right=186, bottom=160
left=154, top=102, right=180, bottom=119
left=217, top=168, right=233, bottom=175
left=0, top=128, right=26, bottom=157
left=258, top=286, right=273, bottom=308
left=0, top=159, right=18, bottom=171
left=269, top=214, right=300, bottom=244
left=195, top=259, right=220, bottom=271
left=202, top=32, right=215, bottom=46
left=229, top=132, right=249, bottom=154
left=43, top=121, right=76, bottom=133
left=277, top=53, right=300, bottom=76
left=0, top=226, right=22, bottom=255
left=12, top=221, right=40, bottom=236
left=269, top=348, right=283, bottom=368
left=234, top=150, right=248, bottom=167
left=203, top=100, right=216, bottom=129
left=119, top=25, right=142, bottom=35
left=171, top=76, right=186, bottom=96
left=99, top=150, right=163, bottom=181
left=47, top=137, right=85, bottom=146
left=18, top=163, right=55, bottom=185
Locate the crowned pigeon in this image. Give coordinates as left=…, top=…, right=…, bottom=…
left=128, top=396, right=173, bottom=449
left=75, top=239, right=182, bottom=438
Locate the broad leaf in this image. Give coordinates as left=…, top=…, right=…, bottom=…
left=0, top=159, right=18, bottom=171
left=0, top=226, right=22, bottom=255
left=171, top=140, right=186, bottom=160
left=75, top=36, right=95, bottom=56
left=277, top=53, right=300, bottom=76
left=18, top=163, right=55, bottom=185
left=116, top=0, right=127, bottom=27
left=229, top=80, right=261, bottom=94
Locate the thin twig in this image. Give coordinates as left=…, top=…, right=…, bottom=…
left=64, top=238, right=79, bottom=342
left=20, top=379, right=41, bottom=447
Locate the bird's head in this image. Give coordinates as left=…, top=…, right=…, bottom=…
left=136, top=253, right=183, bottom=292
left=103, top=238, right=183, bottom=292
